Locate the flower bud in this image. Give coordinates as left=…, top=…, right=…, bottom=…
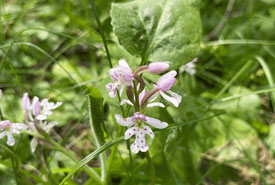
left=157, top=70, right=177, bottom=91
left=0, top=89, right=2, bottom=101
left=148, top=62, right=169, bottom=74
left=22, top=93, right=31, bottom=111
left=32, top=96, right=41, bottom=116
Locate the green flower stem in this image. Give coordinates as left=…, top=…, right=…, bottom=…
left=0, top=106, right=4, bottom=120
left=145, top=151, right=156, bottom=185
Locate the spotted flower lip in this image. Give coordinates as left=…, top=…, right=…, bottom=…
left=115, top=113, right=168, bottom=154
left=0, top=120, right=28, bottom=146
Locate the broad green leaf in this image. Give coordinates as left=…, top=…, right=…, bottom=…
left=111, top=0, right=202, bottom=67
left=86, top=87, right=105, bottom=146
left=86, top=87, right=107, bottom=182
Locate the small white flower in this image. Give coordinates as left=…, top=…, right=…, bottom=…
left=36, top=99, right=62, bottom=121
left=0, top=120, right=28, bottom=146
left=179, top=57, right=198, bottom=75
left=115, top=113, right=168, bottom=154
left=21, top=93, right=62, bottom=152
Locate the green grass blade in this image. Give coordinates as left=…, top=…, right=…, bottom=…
left=59, top=137, right=124, bottom=185
left=255, top=56, right=275, bottom=112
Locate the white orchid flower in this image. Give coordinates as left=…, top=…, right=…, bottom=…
left=115, top=113, right=168, bottom=154
left=0, top=120, right=28, bottom=146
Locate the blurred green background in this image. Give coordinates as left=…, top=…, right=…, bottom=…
left=0, top=0, right=275, bottom=184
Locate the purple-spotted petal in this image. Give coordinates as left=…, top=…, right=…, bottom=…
left=130, top=141, right=139, bottom=154
left=142, top=125, right=154, bottom=138
left=124, top=126, right=137, bottom=140
left=145, top=116, right=168, bottom=129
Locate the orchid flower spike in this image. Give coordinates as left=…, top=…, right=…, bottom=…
left=115, top=113, right=168, bottom=154
left=153, top=70, right=182, bottom=107
left=0, top=120, right=28, bottom=146
left=179, top=57, right=198, bottom=75
left=21, top=93, right=62, bottom=152
left=106, top=59, right=134, bottom=98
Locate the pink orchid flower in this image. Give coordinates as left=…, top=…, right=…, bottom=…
left=154, top=70, right=182, bottom=107
left=106, top=59, right=134, bottom=98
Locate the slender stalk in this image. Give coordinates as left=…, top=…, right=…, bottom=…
left=145, top=152, right=156, bottom=185
left=90, top=0, right=112, bottom=68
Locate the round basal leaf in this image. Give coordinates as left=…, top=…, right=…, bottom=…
left=111, top=0, right=202, bottom=68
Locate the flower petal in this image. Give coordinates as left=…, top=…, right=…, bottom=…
left=145, top=116, right=168, bottom=129
left=142, top=125, right=154, bottom=138
left=120, top=99, right=134, bottom=106
left=147, top=102, right=165, bottom=108
left=115, top=114, right=134, bottom=127
left=9, top=129, right=20, bottom=135
left=43, top=121, right=58, bottom=133
left=160, top=91, right=180, bottom=107
left=12, top=123, right=28, bottom=130
left=166, top=90, right=182, bottom=104
left=7, top=133, right=15, bottom=146
left=119, top=59, right=131, bottom=71
left=30, top=137, right=38, bottom=153
left=136, top=129, right=148, bottom=152
left=124, top=126, right=137, bottom=140
left=0, top=131, right=7, bottom=139
left=130, top=141, right=139, bottom=154
left=157, top=70, right=177, bottom=91
left=36, top=114, right=48, bottom=121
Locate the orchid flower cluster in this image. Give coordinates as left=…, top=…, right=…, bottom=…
left=106, top=59, right=182, bottom=154
left=0, top=90, right=61, bottom=150
left=22, top=93, right=62, bottom=152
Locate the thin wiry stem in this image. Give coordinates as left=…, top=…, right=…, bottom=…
left=145, top=151, right=156, bottom=185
